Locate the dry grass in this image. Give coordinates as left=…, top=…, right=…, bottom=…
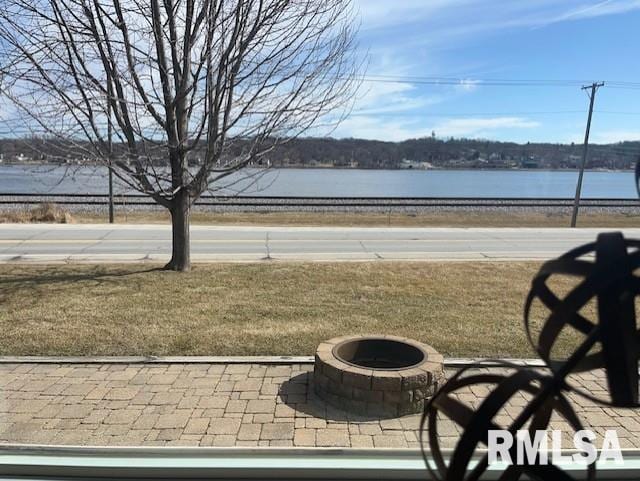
left=0, top=203, right=74, bottom=224
left=1, top=204, right=637, bottom=227
left=73, top=209, right=640, bottom=228
left=0, top=262, right=584, bottom=358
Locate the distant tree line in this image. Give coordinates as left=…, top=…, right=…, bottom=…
left=1, top=136, right=638, bottom=170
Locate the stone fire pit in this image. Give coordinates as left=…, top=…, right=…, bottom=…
left=314, top=335, right=444, bottom=417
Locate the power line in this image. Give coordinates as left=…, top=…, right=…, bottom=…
left=350, top=110, right=588, bottom=118
left=597, top=110, right=640, bottom=116
left=8, top=108, right=640, bottom=130
left=359, top=75, right=640, bottom=90
left=365, top=75, right=586, bottom=86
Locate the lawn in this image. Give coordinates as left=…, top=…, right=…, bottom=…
left=0, top=262, right=579, bottom=358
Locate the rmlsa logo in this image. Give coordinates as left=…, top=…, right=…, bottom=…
left=488, top=430, right=624, bottom=466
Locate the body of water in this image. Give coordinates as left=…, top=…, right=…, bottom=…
left=0, top=165, right=636, bottom=199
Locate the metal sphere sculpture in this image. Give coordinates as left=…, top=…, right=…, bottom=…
left=420, top=232, right=639, bottom=481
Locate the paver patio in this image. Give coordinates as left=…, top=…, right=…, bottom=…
left=1, top=362, right=639, bottom=449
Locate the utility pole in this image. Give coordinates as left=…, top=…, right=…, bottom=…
left=107, top=83, right=114, bottom=224
left=571, top=81, right=604, bottom=227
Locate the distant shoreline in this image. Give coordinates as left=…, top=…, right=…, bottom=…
left=0, top=163, right=634, bottom=173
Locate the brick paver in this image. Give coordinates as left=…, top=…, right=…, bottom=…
left=0, top=362, right=639, bottom=448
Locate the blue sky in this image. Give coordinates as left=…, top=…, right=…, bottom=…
left=334, top=0, right=640, bottom=143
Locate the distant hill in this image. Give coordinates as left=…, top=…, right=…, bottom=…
left=1, top=136, right=638, bottom=170
left=263, top=137, right=639, bottom=170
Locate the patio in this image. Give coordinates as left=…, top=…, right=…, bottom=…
left=1, top=361, right=639, bottom=449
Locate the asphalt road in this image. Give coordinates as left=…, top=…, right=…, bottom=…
left=1, top=224, right=639, bottom=263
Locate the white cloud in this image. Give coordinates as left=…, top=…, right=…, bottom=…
left=354, top=80, right=414, bottom=109
left=433, top=117, right=540, bottom=138
left=334, top=115, right=539, bottom=142
left=455, top=79, right=481, bottom=92
left=533, top=0, right=640, bottom=29
left=590, top=130, right=640, bottom=143
left=355, top=0, right=474, bottom=30
left=351, top=80, right=444, bottom=116
left=356, top=1, right=640, bottom=50
left=334, top=115, right=425, bottom=142
left=0, top=98, right=21, bottom=133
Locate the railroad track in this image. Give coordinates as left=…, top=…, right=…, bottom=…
left=1, top=193, right=639, bottom=208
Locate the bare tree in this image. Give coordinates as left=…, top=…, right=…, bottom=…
left=0, top=0, right=360, bottom=270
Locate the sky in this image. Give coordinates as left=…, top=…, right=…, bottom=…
left=333, top=0, right=640, bottom=143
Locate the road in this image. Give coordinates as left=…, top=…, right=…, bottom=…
left=0, top=224, right=638, bottom=263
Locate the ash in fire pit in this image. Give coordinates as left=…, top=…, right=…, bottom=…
left=314, top=335, right=444, bottom=417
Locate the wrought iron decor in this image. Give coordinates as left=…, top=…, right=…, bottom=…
left=420, top=232, right=640, bottom=481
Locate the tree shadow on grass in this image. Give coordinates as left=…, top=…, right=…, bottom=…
left=278, top=371, right=398, bottom=422
left=0, top=265, right=164, bottom=303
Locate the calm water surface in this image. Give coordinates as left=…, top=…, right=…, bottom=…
left=0, top=165, right=636, bottom=198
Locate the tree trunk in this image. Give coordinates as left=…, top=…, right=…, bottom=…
left=165, top=192, right=191, bottom=271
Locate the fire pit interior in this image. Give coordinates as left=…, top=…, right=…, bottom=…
left=314, top=335, right=444, bottom=417
left=334, top=338, right=425, bottom=369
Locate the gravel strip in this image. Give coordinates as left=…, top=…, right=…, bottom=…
left=1, top=194, right=639, bottom=216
